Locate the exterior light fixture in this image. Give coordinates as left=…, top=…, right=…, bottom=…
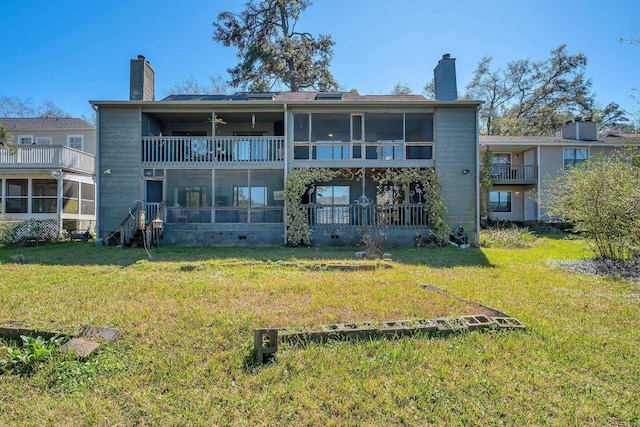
left=103, top=169, right=112, bottom=175
left=462, top=169, right=471, bottom=174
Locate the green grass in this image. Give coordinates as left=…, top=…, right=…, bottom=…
left=0, top=239, right=638, bottom=426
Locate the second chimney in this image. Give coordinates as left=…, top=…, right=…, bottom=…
left=434, top=54, right=457, bottom=101
left=130, top=55, right=155, bottom=101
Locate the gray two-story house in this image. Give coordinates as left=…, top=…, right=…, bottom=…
left=91, top=55, right=481, bottom=247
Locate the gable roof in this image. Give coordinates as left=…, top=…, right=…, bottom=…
left=0, top=117, right=95, bottom=131
left=161, top=91, right=428, bottom=103
left=479, top=133, right=640, bottom=147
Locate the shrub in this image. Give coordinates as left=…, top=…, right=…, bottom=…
left=0, top=335, right=66, bottom=375
left=544, top=150, right=640, bottom=260
left=480, top=226, right=538, bottom=248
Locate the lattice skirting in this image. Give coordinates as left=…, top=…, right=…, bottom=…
left=0, top=219, right=60, bottom=243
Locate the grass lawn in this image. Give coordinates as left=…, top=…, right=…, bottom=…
left=0, top=237, right=638, bottom=426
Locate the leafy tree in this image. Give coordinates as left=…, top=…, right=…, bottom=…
left=479, top=149, right=494, bottom=220
left=467, top=45, right=594, bottom=135
left=213, top=0, right=337, bottom=92
left=544, top=150, right=640, bottom=260
left=0, top=123, right=14, bottom=146
left=591, top=102, right=631, bottom=136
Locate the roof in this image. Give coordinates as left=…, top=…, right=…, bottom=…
left=480, top=134, right=640, bottom=145
left=94, top=92, right=481, bottom=109
left=0, top=117, right=95, bottom=130
left=161, top=91, right=429, bottom=103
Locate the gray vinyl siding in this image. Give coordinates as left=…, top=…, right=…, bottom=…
left=434, top=107, right=478, bottom=243
left=98, top=107, right=142, bottom=239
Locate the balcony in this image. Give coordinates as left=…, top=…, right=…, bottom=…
left=303, top=203, right=431, bottom=229
left=490, top=165, right=538, bottom=185
left=141, top=136, right=285, bottom=167
left=161, top=206, right=284, bottom=224
left=293, top=142, right=433, bottom=162
left=0, top=145, right=95, bottom=174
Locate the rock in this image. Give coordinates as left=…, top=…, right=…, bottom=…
left=10, top=254, right=26, bottom=263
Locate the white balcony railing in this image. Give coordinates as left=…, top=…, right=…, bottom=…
left=141, top=136, right=285, bottom=164
left=0, top=145, right=95, bottom=174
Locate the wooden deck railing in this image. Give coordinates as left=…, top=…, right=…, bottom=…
left=302, top=203, right=430, bottom=228
left=0, top=145, right=95, bottom=174
left=141, top=136, right=285, bottom=164
left=489, top=165, right=538, bottom=184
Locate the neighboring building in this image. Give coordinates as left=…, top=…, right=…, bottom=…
left=0, top=117, right=96, bottom=240
left=91, top=55, right=481, bottom=247
left=479, top=119, right=639, bottom=222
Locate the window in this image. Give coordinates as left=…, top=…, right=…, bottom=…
left=315, top=185, right=350, bottom=224
left=6, top=179, right=28, bottom=213
left=311, top=113, right=350, bottom=142
left=564, top=148, right=588, bottom=169
left=490, top=191, right=512, bottom=212
left=233, top=186, right=267, bottom=208
left=313, top=145, right=350, bottom=160
left=63, top=181, right=79, bottom=214
left=185, top=186, right=208, bottom=207
left=67, top=135, right=84, bottom=150
left=405, top=113, right=434, bottom=142
left=17, top=135, right=34, bottom=145
left=491, top=153, right=512, bottom=176
left=406, top=145, right=433, bottom=160
left=365, top=113, right=403, bottom=142
left=32, top=179, right=58, bottom=213
left=492, top=153, right=511, bottom=166
left=36, top=137, right=52, bottom=145
left=293, top=114, right=310, bottom=142
left=81, top=183, right=95, bottom=215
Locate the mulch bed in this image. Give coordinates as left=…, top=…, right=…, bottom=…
left=555, top=257, right=640, bottom=284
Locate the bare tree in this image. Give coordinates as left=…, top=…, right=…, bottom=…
left=0, top=96, right=71, bottom=118
left=391, top=82, right=413, bottom=96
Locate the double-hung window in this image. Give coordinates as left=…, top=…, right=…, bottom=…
left=67, top=135, right=84, bottom=151
left=17, top=135, right=34, bottom=145
left=315, top=185, right=350, bottom=224
left=563, top=148, right=588, bottom=169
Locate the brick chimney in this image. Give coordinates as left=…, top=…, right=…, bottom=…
left=561, top=117, right=598, bottom=141
left=130, top=55, right=155, bottom=101
left=434, top=53, right=457, bottom=101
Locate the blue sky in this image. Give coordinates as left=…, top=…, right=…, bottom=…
left=1, top=0, right=639, bottom=122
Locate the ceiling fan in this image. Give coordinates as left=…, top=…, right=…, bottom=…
left=205, top=116, right=227, bottom=125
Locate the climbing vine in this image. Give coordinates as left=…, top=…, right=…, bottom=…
left=370, top=167, right=449, bottom=243
left=284, top=167, right=449, bottom=246
left=479, top=149, right=494, bottom=221
left=284, top=168, right=340, bottom=246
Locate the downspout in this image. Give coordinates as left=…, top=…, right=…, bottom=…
left=475, top=105, right=480, bottom=245
left=283, top=103, right=288, bottom=245
left=92, top=103, right=101, bottom=240
left=536, top=145, right=541, bottom=220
